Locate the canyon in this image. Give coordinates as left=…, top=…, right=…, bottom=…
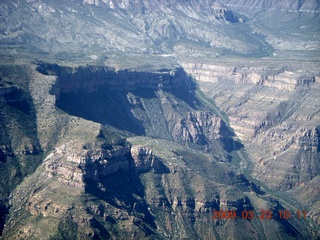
left=0, top=0, right=319, bottom=239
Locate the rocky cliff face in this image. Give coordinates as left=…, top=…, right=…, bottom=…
left=35, top=138, right=167, bottom=191
left=169, top=111, right=229, bottom=149
left=5, top=130, right=315, bottom=239
left=182, top=60, right=320, bottom=190
left=131, top=145, right=166, bottom=173
left=181, top=60, right=320, bottom=237
left=38, top=64, right=188, bottom=93
left=2, top=61, right=318, bottom=238
left=1, top=0, right=320, bottom=239
left=39, top=63, right=233, bottom=156
left=182, top=62, right=319, bottom=91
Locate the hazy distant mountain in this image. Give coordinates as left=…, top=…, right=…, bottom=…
left=223, top=0, right=320, bottom=12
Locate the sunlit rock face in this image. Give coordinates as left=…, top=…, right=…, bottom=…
left=182, top=60, right=320, bottom=189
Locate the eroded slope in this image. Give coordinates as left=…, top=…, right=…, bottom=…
left=2, top=63, right=318, bottom=239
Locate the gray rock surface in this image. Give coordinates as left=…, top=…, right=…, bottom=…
left=0, top=0, right=319, bottom=239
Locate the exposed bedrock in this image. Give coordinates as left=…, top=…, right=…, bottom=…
left=44, top=140, right=169, bottom=188
left=38, top=64, right=189, bottom=93
left=182, top=63, right=319, bottom=91
left=131, top=145, right=169, bottom=173
left=182, top=61, right=320, bottom=190
left=40, top=64, right=193, bottom=135
left=11, top=135, right=271, bottom=239
left=40, top=63, right=236, bottom=156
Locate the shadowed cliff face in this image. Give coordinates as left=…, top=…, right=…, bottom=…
left=41, top=64, right=237, bottom=156
left=41, top=64, right=193, bottom=134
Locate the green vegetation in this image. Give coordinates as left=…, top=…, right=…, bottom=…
left=52, top=214, right=79, bottom=240
left=0, top=64, right=47, bottom=235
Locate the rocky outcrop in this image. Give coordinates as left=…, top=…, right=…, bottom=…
left=220, top=196, right=251, bottom=210
left=42, top=63, right=232, bottom=155
left=44, top=138, right=170, bottom=189
left=211, top=1, right=239, bottom=23
left=38, top=64, right=189, bottom=94
left=44, top=140, right=133, bottom=188
left=131, top=146, right=160, bottom=173
left=5, top=132, right=318, bottom=239
left=182, top=63, right=319, bottom=91
left=171, top=196, right=224, bottom=213
left=296, top=127, right=319, bottom=150
left=1, top=0, right=319, bottom=238
left=170, top=111, right=228, bottom=145
left=45, top=142, right=88, bottom=188
left=184, top=60, right=320, bottom=191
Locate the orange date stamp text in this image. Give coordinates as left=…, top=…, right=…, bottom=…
left=212, top=209, right=307, bottom=220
